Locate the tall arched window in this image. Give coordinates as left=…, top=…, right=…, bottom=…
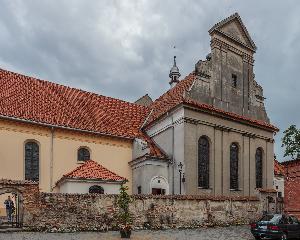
left=25, top=141, right=39, bottom=182
left=256, top=148, right=263, bottom=188
left=198, top=136, right=209, bottom=188
left=230, top=143, right=239, bottom=190
left=78, top=147, right=90, bottom=161
left=89, top=185, right=104, bottom=194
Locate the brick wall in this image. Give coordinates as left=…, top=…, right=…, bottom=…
left=283, top=160, right=300, bottom=218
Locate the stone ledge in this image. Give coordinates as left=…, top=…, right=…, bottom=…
left=132, top=194, right=259, bottom=201
left=38, top=193, right=259, bottom=202
left=0, top=178, right=38, bottom=185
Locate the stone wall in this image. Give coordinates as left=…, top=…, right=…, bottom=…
left=1, top=179, right=278, bottom=232
left=24, top=194, right=263, bottom=232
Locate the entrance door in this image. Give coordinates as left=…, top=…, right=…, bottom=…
left=150, top=176, right=169, bottom=195
left=0, top=192, right=22, bottom=229
left=151, top=188, right=166, bottom=195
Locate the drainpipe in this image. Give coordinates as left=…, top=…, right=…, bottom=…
left=171, top=115, right=175, bottom=195
left=50, top=127, right=54, bottom=191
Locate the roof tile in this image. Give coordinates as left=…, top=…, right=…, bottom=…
left=274, top=160, right=284, bottom=176
left=58, top=160, right=126, bottom=183
left=0, top=68, right=149, bottom=139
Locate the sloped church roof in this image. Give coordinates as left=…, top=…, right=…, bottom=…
left=0, top=68, right=149, bottom=139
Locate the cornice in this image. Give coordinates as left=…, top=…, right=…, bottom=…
left=183, top=102, right=277, bottom=133
left=211, top=38, right=254, bottom=64
left=184, top=116, right=273, bottom=142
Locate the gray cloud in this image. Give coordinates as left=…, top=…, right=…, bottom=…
left=0, top=0, right=299, bottom=160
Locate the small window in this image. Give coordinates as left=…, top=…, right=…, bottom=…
left=278, top=192, right=282, bottom=198
left=256, top=148, right=263, bottom=188
left=232, top=74, right=237, bottom=88
left=137, top=186, right=142, bottom=194
left=89, top=185, right=104, bottom=194
left=78, top=147, right=90, bottom=161
left=230, top=143, right=239, bottom=190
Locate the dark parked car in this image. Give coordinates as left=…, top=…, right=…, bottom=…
left=251, top=214, right=300, bottom=239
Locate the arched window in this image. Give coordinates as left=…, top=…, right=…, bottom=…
left=256, top=148, right=263, bottom=188
left=198, top=136, right=209, bottom=188
left=89, top=185, right=104, bottom=194
left=25, top=141, right=39, bottom=182
left=78, top=147, right=90, bottom=161
left=230, top=143, right=239, bottom=190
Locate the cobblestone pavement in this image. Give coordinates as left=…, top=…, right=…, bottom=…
left=0, top=225, right=254, bottom=240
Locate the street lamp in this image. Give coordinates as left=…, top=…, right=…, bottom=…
left=178, top=162, right=185, bottom=194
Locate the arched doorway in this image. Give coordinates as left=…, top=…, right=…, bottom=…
left=150, top=176, right=169, bottom=195
left=0, top=188, right=23, bottom=228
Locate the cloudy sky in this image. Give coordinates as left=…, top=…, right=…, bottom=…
left=0, top=0, right=299, bottom=160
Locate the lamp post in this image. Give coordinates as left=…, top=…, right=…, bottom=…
left=178, top=162, right=185, bottom=194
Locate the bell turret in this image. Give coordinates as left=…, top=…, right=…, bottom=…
left=169, top=56, right=181, bottom=88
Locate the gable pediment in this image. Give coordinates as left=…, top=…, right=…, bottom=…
left=209, top=13, right=257, bottom=51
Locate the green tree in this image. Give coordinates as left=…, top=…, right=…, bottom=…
left=117, top=185, right=132, bottom=228
left=281, top=125, right=300, bottom=159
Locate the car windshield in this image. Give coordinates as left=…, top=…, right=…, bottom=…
left=260, top=214, right=282, bottom=223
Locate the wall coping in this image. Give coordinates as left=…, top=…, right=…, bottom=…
left=132, top=194, right=259, bottom=201
left=256, top=188, right=277, bottom=193
left=39, top=192, right=259, bottom=202
left=0, top=178, right=38, bottom=186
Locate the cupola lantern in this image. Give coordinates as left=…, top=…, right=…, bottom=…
left=169, top=56, right=181, bottom=88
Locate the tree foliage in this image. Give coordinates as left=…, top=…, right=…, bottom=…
left=281, top=125, right=300, bottom=159
left=117, top=184, right=132, bottom=227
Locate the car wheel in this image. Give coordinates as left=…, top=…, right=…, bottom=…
left=281, top=232, right=288, bottom=240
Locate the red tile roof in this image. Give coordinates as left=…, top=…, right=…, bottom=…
left=146, top=72, right=194, bottom=125
left=139, top=133, right=168, bottom=159
left=0, top=67, right=277, bottom=146
left=145, top=72, right=278, bottom=132
left=274, top=160, right=285, bottom=176
left=0, top=68, right=149, bottom=139
left=57, top=160, right=126, bottom=184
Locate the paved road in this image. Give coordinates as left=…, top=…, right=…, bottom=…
left=0, top=225, right=254, bottom=240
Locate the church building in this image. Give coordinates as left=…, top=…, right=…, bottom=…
left=0, top=13, right=278, bottom=201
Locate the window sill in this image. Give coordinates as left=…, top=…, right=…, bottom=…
left=229, top=188, right=243, bottom=191
left=77, top=161, right=86, bottom=164
left=198, top=187, right=212, bottom=190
